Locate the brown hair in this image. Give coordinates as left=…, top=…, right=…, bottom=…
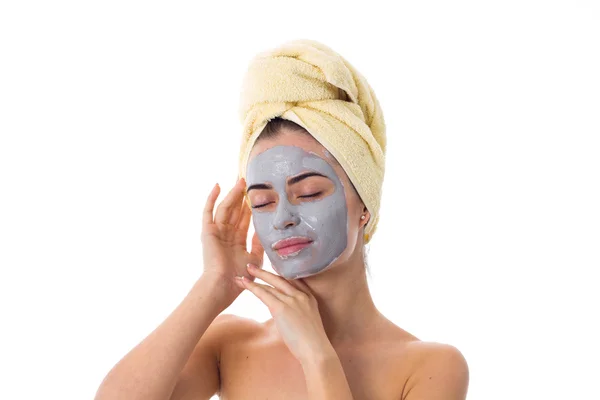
left=256, top=117, right=311, bottom=142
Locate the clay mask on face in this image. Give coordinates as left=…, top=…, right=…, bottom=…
left=246, top=145, right=348, bottom=279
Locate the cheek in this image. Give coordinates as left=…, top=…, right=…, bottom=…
left=251, top=211, right=273, bottom=237
left=324, top=202, right=348, bottom=223
left=302, top=197, right=348, bottom=234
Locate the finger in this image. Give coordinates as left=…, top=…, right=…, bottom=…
left=289, top=278, right=314, bottom=296
left=247, top=264, right=298, bottom=297
left=250, top=231, right=264, bottom=266
left=228, top=196, right=244, bottom=228
left=214, top=178, right=246, bottom=225
left=202, top=183, right=221, bottom=226
left=236, top=197, right=252, bottom=232
left=237, top=276, right=287, bottom=305
left=234, top=200, right=253, bottom=247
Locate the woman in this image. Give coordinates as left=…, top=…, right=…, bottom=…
left=95, top=40, right=469, bottom=400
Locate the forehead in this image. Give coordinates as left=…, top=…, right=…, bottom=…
left=246, top=145, right=336, bottom=184
left=249, top=128, right=333, bottom=162
left=247, top=130, right=342, bottom=180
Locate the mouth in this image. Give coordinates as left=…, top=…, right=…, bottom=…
left=272, top=236, right=314, bottom=257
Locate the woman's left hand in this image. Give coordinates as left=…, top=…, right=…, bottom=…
left=235, top=263, right=332, bottom=365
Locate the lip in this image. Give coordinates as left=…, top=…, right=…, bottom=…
left=272, top=236, right=313, bottom=250
left=275, top=241, right=313, bottom=257
left=272, top=236, right=314, bottom=256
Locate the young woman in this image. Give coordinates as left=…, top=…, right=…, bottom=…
left=95, top=40, right=469, bottom=400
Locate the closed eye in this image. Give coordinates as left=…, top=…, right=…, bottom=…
left=299, top=192, right=322, bottom=199
left=252, top=192, right=323, bottom=209
left=252, top=202, right=273, bottom=209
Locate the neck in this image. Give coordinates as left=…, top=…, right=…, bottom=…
left=301, top=247, right=380, bottom=348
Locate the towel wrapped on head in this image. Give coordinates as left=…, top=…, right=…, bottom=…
left=238, top=39, right=386, bottom=244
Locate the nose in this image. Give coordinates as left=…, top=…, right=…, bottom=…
left=272, top=203, right=301, bottom=230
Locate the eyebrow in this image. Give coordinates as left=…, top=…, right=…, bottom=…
left=246, top=172, right=328, bottom=193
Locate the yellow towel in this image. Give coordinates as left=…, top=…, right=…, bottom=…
left=238, top=39, right=386, bottom=244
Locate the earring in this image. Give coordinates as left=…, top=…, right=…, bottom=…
left=360, top=215, right=366, bottom=220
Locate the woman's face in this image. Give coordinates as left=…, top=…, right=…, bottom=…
left=245, top=128, right=369, bottom=279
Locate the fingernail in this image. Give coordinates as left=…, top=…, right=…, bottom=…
left=235, top=275, right=245, bottom=283
left=247, top=263, right=257, bottom=270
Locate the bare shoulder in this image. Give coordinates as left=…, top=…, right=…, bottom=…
left=207, top=313, right=264, bottom=351
left=209, top=313, right=262, bottom=333
left=402, top=341, right=470, bottom=400
left=405, top=340, right=469, bottom=372
left=369, top=315, right=468, bottom=399
left=169, top=314, right=263, bottom=399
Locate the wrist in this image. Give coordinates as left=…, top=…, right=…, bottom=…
left=192, top=273, right=233, bottom=310
left=300, top=346, right=354, bottom=399
left=299, top=343, right=338, bottom=370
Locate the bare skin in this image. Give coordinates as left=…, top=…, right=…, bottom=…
left=187, top=129, right=468, bottom=399
left=169, top=311, right=467, bottom=400
left=95, top=128, right=468, bottom=400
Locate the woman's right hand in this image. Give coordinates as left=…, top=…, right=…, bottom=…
left=200, top=177, right=264, bottom=308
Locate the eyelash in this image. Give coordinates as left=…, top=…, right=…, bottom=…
left=299, top=191, right=322, bottom=199
left=252, top=192, right=323, bottom=209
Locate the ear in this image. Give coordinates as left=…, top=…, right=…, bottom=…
left=360, top=206, right=371, bottom=229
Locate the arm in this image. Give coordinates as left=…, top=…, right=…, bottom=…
left=94, top=275, right=229, bottom=400
left=237, top=265, right=355, bottom=399
left=95, top=178, right=265, bottom=399
left=403, top=343, right=469, bottom=400
left=95, top=179, right=264, bottom=400
left=301, top=348, right=355, bottom=400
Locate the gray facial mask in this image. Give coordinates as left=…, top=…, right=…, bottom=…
left=246, top=145, right=348, bottom=279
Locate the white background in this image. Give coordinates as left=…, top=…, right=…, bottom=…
left=1, top=1, right=598, bottom=399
